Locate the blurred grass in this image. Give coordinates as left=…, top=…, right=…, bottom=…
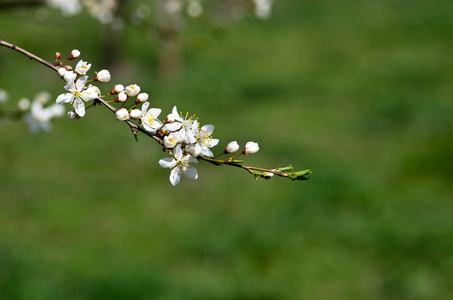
left=1, top=0, right=453, bottom=299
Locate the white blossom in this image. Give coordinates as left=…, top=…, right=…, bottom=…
left=23, top=99, right=64, bottom=133
left=165, top=106, right=196, bottom=143
left=140, top=102, right=162, bottom=133
left=55, top=76, right=98, bottom=117
left=163, top=132, right=184, bottom=149
left=47, top=0, right=82, bottom=17
left=191, top=120, right=219, bottom=157
left=159, top=145, right=198, bottom=186
left=75, top=60, right=92, bottom=75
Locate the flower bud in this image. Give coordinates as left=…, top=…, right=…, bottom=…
left=115, top=108, right=130, bottom=121
left=75, top=60, right=92, bottom=75
left=137, top=92, right=148, bottom=103
left=55, top=52, right=61, bottom=60
left=63, top=71, right=77, bottom=82
left=130, top=109, right=142, bottom=119
left=117, top=91, right=128, bottom=102
left=125, top=84, right=140, bottom=97
left=18, top=98, right=30, bottom=111
left=243, top=141, right=259, bottom=155
left=64, top=65, right=73, bottom=71
left=165, top=113, right=175, bottom=123
left=95, top=69, right=111, bottom=82
left=110, top=84, right=124, bottom=94
left=225, top=141, right=240, bottom=154
left=186, top=144, right=202, bottom=158
left=69, top=49, right=80, bottom=60
left=0, top=89, right=8, bottom=104
left=58, top=67, right=67, bottom=78
left=67, top=111, right=80, bottom=120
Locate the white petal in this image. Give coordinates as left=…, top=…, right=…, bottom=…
left=172, top=106, right=183, bottom=122
left=185, top=130, right=197, bottom=144
left=141, top=102, right=150, bottom=115
left=201, top=147, right=214, bottom=157
left=56, top=93, right=73, bottom=104
left=64, top=80, right=75, bottom=92
left=207, top=138, right=219, bottom=147
left=159, top=157, right=176, bottom=169
left=76, top=76, right=88, bottom=90
left=165, top=122, right=182, bottom=132
left=192, top=120, right=199, bottom=131
left=201, top=124, right=214, bottom=136
left=73, top=98, right=85, bottom=117
left=174, top=145, right=183, bottom=159
left=184, top=165, right=198, bottom=180
left=169, top=168, right=181, bottom=186
left=148, top=108, right=162, bottom=118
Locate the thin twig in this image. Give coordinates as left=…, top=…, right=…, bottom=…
left=0, top=39, right=59, bottom=72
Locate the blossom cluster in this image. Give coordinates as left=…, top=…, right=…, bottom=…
left=47, top=0, right=117, bottom=23
left=0, top=89, right=64, bottom=133
left=53, top=49, right=261, bottom=186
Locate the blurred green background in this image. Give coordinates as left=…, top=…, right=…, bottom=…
left=1, top=0, right=453, bottom=299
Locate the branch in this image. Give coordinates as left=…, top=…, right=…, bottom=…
left=0, top=39, right=59, bottom=72
left=0, top=38, right=311, bottom=185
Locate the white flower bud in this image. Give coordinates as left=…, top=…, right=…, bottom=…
left=67, top=111, right=80, bottom=120
left=125, top=84, right=140, bottom=97
left=112, top=84, right=124, bottom=93
left=130, top=109, right=142, bottom=119
left=75, top=60, right=92, bottom=75
left=186, top=144, right=202, bottom=157
left=0, top=89, right=8, bottom=104
left=243, top=141, right=259, bottom=155
left=63, top=70, right=77, bottom=82
left=70, top=49, right=81, bottom=59
left=137, top=93, right=148, bottom=103
left=58, top=67, right=67, bottom=78
left=18, top=98, right=30, bottom=111
left=117, top=91, right=128, bottom=102
left=115, top=108, right=130, bottom=121
left=225, top=141, right=240, bottom=153
left=96, top=69, right=111, bottom=82
left=165, top=113, right=175, bottom=123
